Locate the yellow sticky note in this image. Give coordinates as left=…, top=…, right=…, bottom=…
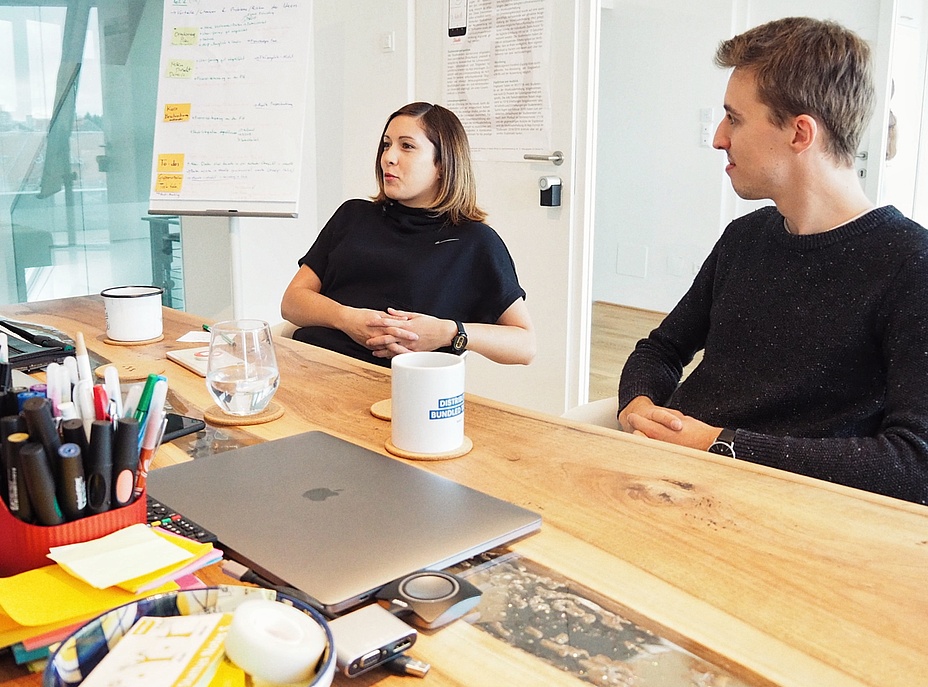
left=173, top=27, right=199, bottom=46
left=166, top=59, right=194, bottom=78
left=158, top=153, right=185, bottom=172
left=0, top=565, right=177, bottom=628
left=164, top=103, right=191, bottom=122
left=156, top=174, right=184, bottom=193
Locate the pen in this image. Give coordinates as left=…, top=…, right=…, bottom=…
left=122, top=383, right=143, bottom=419
left=74, top=332, right=93, bottom=384
left=74, top=379, right=95, bottom=440
left=133, top=413, right=167, bottom=498
left=202, top=324, right=211, bottom=332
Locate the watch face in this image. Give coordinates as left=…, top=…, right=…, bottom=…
left=452, top=333, right=467, bottom=353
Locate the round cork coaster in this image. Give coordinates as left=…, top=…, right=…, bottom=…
left=203, top=402, right=284, bottom=426
left=369, top=399, right=392, bottom=421
left=95, top=361, right=167, bottom=382
left=385, top=435, right=473, bottom=461
left=103, top=334, right=165, bottom=346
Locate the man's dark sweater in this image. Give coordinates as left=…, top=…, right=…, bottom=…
left=619, top=205, right=928, bottom=504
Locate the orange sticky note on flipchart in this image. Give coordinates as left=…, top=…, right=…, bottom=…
left=158, top=154, right=185, bottom=172
left=155, top=174, right=184, bottom=193
left=164, top=103, right=191, bottom=122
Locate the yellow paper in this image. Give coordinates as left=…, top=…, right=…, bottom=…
left=0, top=565, right=177, bottom=648
left=116, top=529, right=214, bottom=593
left=47, top=523, right=194, bottom=589
left=164, top=103, right=191, bottom=122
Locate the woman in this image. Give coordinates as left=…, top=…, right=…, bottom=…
left=281, top=102, right=535, bottom=366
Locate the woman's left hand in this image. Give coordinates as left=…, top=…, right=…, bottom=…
left=366, top=308, right=455, bottom=358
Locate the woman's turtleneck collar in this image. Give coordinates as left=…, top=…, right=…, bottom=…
left=381, top=200, right=450, bottom=233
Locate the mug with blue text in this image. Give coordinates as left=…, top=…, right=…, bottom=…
left=391, top=352, right=465, bottom=454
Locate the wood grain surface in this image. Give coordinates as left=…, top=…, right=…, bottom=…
left=2, top=296, right=927, bottom=687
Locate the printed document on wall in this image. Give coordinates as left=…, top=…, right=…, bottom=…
left=443, top=0, right=553, bottom=162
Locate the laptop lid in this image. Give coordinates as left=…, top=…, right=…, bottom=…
left=147, top=430, right=541, bottom=615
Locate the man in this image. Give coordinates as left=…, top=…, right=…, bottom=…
left=618, top=17, right=928, bottom=505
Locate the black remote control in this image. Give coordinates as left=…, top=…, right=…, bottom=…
left=147, top=495, right=218, bottom=544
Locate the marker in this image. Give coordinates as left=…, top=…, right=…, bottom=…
left=57, top=443, right=87, bottom=520
left=4, top=433, right=34, bottom=523
left=0, top=332, right=10, bottom=393
left=103, top=366, right=124, bottom=418
left=93, top=384, right=110, bottom=421
left=112, top=418, right=140, bottom=508
left=134, top=413, right=167, bottom=498
left=74, top=380, right=95, bottom=440
left=85, top=420, right=113, bottom=515
left=19, top=442, right=64, bottom=526
left=63, top=355, right=79, bottom=387
left=1, top=414, right=27, bottom=509
left=133, top=374, right=164, bottom=425
left=21, top=397, right=62, bottom=481
left=122, top=383, right=143, bottom=419
left=45, top=362, right=61, bottom=416
left=74, top=332, right=93, bottom=384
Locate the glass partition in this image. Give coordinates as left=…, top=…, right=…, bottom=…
left=0, top=1, right=184, bottom=308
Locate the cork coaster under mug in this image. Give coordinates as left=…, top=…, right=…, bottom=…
left=203, top=402, right=284, bottom=426
left=103, top=334, right=165, bottom=346
left=385, top=435, right=473, bottom=461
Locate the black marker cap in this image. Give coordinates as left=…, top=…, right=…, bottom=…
left=19, top=442, right=64, bottom=526
left=85, top=420, right=113, bottom=515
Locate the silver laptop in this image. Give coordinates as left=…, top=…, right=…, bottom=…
left=147, top=430, right=541, bottom=615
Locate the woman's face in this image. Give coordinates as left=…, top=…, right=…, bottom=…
left=381, top=115, right=442, bottom=208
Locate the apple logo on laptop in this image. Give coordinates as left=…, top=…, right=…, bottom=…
left=303, top=487, right=342, bottom=502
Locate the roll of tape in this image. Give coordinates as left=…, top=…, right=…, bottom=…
left=224, top=599, right=327, bottom=685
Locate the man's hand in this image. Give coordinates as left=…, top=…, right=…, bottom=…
left=619, top=395, right=720, bottom=451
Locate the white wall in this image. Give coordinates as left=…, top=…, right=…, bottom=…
left=592, top=0, right=891, bottom=315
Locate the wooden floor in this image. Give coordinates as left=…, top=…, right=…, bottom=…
left=588, top=301, right=703, bottom=402
left=588, top=301, right=664, bottom=401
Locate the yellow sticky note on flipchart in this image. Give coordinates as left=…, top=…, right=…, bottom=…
left=166, top=59, right=194, bottom=78
left=173, top=27, right=198, bottom=45
left=156, top=174, right=184, bottom=193
left=158, top=153, right=185, bottom=172
left=164, top=103, right=191, bottom=122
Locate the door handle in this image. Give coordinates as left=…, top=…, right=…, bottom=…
left=523, top=150, right=564, bottom=166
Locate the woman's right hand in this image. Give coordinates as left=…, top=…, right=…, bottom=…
left=339, top=307, right=418, bottom=350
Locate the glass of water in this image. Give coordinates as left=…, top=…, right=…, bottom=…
left=205, top=319, right=280, bottom=416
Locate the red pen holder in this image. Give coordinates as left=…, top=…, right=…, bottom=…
left=0, top=491, right=146, bottom=578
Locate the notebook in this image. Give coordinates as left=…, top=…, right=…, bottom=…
left=147, top=430, right=541, bottom=615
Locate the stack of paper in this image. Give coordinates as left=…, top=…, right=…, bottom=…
left=0, top=524, right=221, bottom=662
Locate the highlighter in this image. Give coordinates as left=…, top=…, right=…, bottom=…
left=5, top=433, right=34, bottom=523
left=57, top=443, right=87, bottom=520
left=112, top=418, right=140, bottom=508
left=19, top=442, right=64, bottom=526
left=85, top=420, right=113, bottom=515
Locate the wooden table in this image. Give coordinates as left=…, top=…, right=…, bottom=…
left=2, top=296, right=927, bottom=687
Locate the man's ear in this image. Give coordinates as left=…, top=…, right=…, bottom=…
left=791, top=114, right=818, bottom=153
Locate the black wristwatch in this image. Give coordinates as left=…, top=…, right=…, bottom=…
left=451, top=321, right=468, bottom=355
left=707, top=428, right=736, bottom=459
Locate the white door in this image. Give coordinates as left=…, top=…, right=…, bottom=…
left=415, top=1, right=599, bottom=416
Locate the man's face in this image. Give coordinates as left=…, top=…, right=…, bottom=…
left=713, top=68, right=794, bottom=201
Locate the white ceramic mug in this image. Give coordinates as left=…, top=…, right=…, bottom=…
left=391, top=352, right=465, bottom=454
left=100, top=286, right=164, bottom=341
